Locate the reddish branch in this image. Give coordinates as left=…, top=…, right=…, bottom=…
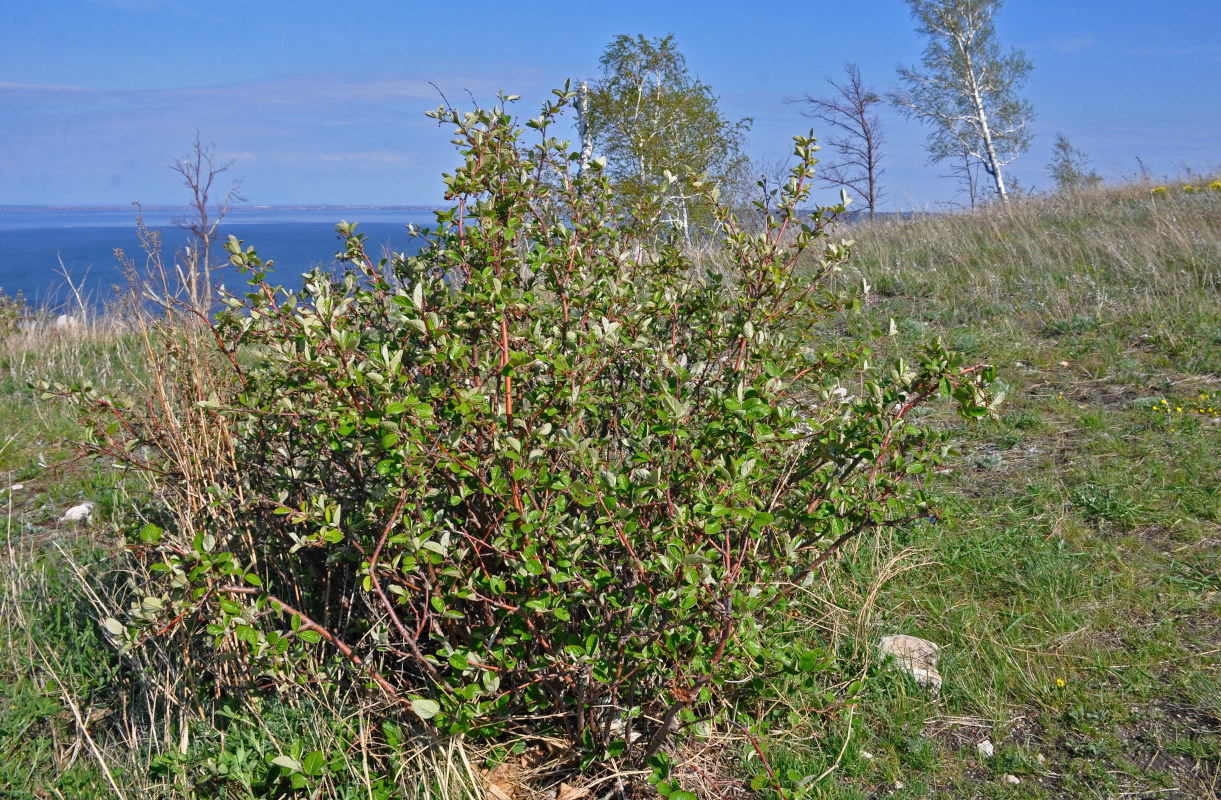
left=219, top=585, right=409, bottom=704
left=367, top=486, right=441, bottom=681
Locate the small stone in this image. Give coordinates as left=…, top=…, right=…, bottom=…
left=6, top=483, right=22, bottom=492
left=894, top=780, right=904, bottom=790
left=60, top=502, right=94, bottom=523
left=977, top=739, right=995, bottom=758
left=860, top=750, right=874, bottom=761
left=1003, top=774, right=1020, bottom=785
left=1036, top=753, right=1045, bottom=765
left=878, top=634, right=942, bottom=696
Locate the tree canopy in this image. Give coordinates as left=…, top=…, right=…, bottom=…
left=891, top=0, right=1034, bottom=201
left=587, top=34, right=749, bottom=236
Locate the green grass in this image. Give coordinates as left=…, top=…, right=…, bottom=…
left=2, top=180, right=1219, bottom=798
left=0, top=320, right=134, bottom=797
left=764, top=181, right=1221, bottom=798
left=0, top=318, right=484, bottom=799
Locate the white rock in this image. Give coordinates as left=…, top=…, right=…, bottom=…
left=977, top=739, right=995, bottom=758
left=879, top=634, right=943, bottom=696
left=1036, top=753, right=1045, bottom=765
left=60, top=502, right=94, bottom=523
left=5, top=483, right=21, bottom=492
left=894, top=781, right=904, bottom=790
left=860, top=750, right=874, bottom=761
left=1003, top=774, right=1020, bottom=785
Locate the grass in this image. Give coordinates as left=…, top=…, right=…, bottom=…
left=764, top=180, right=1221, bottom=797
left=1, top=179, right=1218, bottom=798
left=0, top=317, right=134, bottom=797
left=0, top=318, right=489, bottom=797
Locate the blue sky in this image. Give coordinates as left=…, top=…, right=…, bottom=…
left=2, top=0, right=1218, bottom=209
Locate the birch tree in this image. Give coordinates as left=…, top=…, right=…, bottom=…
left=790, top=63, right=885, bottom=217
left=587, top=34, right=749, bottom=238
left=891, top=0, right=1033, bottom=201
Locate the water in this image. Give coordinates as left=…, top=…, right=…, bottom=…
left=0, top=206, right=441, bottom=310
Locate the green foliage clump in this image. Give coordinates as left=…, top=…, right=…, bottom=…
left=0, top=287, right=25, bottom=339
left=77, top=89, right=995, bottom=767
left=588, top=34, right=749, bottom=237
left=1048, top=132, right=1101, bottom=191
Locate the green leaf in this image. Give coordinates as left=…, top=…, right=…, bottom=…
left=298, top=629, right=321, bottom=644
left=798, top=649, right=824, bottom=673
left=410, top=697, right=441, bottom=720
left=271, top=755, right=301, bottom=773
left=302, top=750, right=326, bottom=776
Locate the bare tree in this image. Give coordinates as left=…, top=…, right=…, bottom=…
left=789, top=63, right=885, bottom=217
left=942, top=141, right=983, bottom=209
left=723, top=153, right=794, bottom=230
left=891, top=0, right=1034, bottom=201
left=169, top=132, right=243, bottom=316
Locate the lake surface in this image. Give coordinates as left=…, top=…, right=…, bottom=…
left=0, top=207, right=440, bottom=310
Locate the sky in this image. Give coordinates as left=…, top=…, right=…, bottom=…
left=2, top=0, right=1219, bottom=210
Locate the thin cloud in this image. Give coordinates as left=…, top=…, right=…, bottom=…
left=1047, top=35, right=1095, bottom=54
left=0, top=81, right=90, bottom=93
left=1120, top=44, right=1221, bottom=58
left=0, top=69, right=556, bottom=204
left=317, top=152, right=408, bottom=165
left=76, top=0, right=177, bottom=8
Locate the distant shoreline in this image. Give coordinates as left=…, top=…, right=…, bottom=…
left=0, top=204, right=444, bottom=213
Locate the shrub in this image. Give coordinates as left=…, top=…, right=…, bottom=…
left=67, top=88, right=996, bottom=770
left=0, top=287, right=25, bottom=338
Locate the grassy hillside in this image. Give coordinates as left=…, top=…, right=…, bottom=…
left=789, top=180, right=1220, bottom=798
left=1, top=179, right=1217, bottom=798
